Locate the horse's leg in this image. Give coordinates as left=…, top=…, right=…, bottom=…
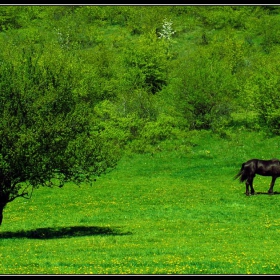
left=268, top=176, right=277, bottom=194
left=245, top=179, right=250, bottom=196
left=249, top=175, right=255, bottom=195
left=245, top=175, right=255, bottom=195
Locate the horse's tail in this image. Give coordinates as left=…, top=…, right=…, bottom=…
left=234, top=163, right=248, bottom=182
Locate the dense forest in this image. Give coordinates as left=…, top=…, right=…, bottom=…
left=1, top=5, right=280, bottom=156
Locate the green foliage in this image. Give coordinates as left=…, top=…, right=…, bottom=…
left=123, top=6, right=171, bottom=35
left=242, top=54, right=280, bottom=135
left=141, top=114, right=178, bottom=144
left=0, top=39, right=120, bottom=221
left=169, top=44, right=239, bottom=130
left=265, top=109, right=280, bottom=135
left=0, top=6, right=43, bottom=30
left=256, top=14, right=280, bottom=53
left=121, top=33, right=169, bottom=95
left=94, top=100, right=143, bottom=150
left=0, top=5, right=277, bottom=141
left=94, top=101, right=190, bottom=155
left=194, top=6, right=258, bottom=30
left=126, top=114, right=189, bottom=154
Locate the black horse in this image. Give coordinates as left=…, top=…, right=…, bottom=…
left=234, top=158, right=280, bottom=196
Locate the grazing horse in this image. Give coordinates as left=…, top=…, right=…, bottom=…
left=234, top=158, right=280, bottom=196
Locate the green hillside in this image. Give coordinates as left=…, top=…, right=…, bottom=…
left=1, top=5, right=280, bottom=151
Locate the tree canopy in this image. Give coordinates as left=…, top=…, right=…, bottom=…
left=0, top=39, right=120, bottom=225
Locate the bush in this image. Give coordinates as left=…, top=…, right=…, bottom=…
left=126, top=114, right=189, bottom=154
left=94, top=100, right=144, bottom=150
left=265, top=109, right=280, bottom=135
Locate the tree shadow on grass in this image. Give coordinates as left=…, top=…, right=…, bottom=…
left=0, top=226, right=132, bottom=239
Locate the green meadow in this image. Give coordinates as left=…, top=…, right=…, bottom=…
left=1, top=130, right=280, bottom=275
left=2, top=6, right=280, bottom=276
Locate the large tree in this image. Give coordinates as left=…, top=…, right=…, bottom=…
left=0, top=44, right=120, bottom=225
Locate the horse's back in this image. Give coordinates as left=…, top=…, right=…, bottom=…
left=243, top=158, right=258, bottom=169
left=256, top=158, right=280, bottom=176
left=258, top=158, right=280, bottom=166
left=245, top=158, right=280, bottom=165
left=242, top=158, right=280, bottom=175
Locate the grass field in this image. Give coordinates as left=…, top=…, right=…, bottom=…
left=1, top=130, right=280, bottom=275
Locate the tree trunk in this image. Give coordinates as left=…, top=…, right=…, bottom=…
left=0, top=203, right=5, bottom=225
left=0, top=189, right=9, bottom=225
left=0, top=179, right=12, bottom=226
